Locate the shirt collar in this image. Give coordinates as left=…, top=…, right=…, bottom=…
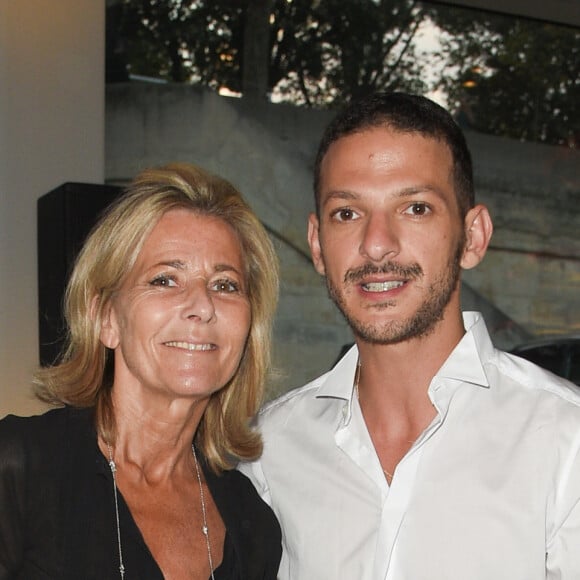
left=316, top=344, right=359, bottom=422
left=314, top=312, right=493, bottom=416
left=433, top=312, right=491, bottom=389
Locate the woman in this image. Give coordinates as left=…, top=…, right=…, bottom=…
left=0, top=163, right=281, bottom=579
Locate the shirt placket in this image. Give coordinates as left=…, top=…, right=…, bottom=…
left=336, top=392, right=445, bottom=580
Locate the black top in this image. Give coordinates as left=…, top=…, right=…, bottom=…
left=0, top=406, right=281, bottom=579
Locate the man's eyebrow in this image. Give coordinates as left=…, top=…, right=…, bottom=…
left=395, top=185, right=447, bottom=198
left=322, top=185, right=446, bottom=204
left=321, top=190, right=359, bottom=205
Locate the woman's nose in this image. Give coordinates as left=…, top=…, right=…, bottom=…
left=183, top=283, right=216, bottom=323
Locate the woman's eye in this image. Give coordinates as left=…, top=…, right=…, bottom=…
left=211, top=279, right=240, bottom=293
left=331, top=208, right=359, bottom=222
left=150, top=275, right=177, bottom=287
left=404, top=202, right=430, bottom=216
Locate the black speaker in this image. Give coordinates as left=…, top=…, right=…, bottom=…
left=37, top=182, right=123, bottom=366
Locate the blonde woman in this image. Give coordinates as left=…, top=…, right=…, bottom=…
left=0, top=163, right=281, bottom=579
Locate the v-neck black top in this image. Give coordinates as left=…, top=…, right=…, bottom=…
left=0, top=406, right=281, bottom=579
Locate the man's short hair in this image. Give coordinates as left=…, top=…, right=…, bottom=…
left=314, top=92, right=475, bottom=219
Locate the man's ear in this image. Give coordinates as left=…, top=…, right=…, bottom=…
left=307, top=213, right=326, bottom=276
left=93, top=297, right=120, bottom=350
left=461, top=204, right=493, bottom=270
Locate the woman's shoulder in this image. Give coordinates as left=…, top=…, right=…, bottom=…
left=206, top=464, right=281, bottom=534
left=1, top=405, right=67, bottom=437
left=0, top=406, right=93, bottom=462
left=211, top=466, right=272, bottom=512
left=210, top=467, right=282, bottom=578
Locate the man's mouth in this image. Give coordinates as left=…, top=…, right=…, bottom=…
left=164, top=341, right=215, bottom=351
left=362, top=280, right=405, bottom=293
left=345, top=262, right=422, bottom=285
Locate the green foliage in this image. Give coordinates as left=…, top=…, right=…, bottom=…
left=107, top=0, right=579, bottom=147
left=427, top=6, right=579, bottom=146
left=112, top=0, right=244, bottom=86
left=267, top=0, right=430, bottom=106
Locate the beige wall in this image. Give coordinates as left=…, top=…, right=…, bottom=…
left=0, top=0, right=105, bottom=417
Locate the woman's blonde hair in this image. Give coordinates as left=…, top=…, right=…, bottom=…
left=34, top=163, right=279, bottom=472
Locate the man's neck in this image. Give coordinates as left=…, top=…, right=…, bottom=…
left=354, top=311, right=465, bottom=467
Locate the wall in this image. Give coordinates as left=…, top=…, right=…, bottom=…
left=0, top=0, right=105, bottom=417
left=463, top=132, right=580, bottom=335
left=106, top=85, right=351, bottom=397
left=106, top=84, right=580, bottom=398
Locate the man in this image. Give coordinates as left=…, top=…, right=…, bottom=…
left=240, top=93, right=580, bottom=579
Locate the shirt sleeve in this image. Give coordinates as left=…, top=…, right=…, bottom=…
left=546, top=427, right=580, bottom=578
left=0, top=417, right=26, bottom=578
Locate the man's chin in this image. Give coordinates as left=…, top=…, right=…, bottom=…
left=347, top=310, right=443, bottom=345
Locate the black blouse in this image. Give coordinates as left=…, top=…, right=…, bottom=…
left=0, top=406, right=281, bottom=579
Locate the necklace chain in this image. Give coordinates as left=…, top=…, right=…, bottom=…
left=107, top=444, right=126, bottom=579
left=353, top=359, right=394, bottom=483
left=106, top=443, right=215, bottom=580
left=192, top=444, right=216, bottom=580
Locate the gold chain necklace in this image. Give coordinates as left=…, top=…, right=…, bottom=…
left=106, top=443, right=215, bottom=580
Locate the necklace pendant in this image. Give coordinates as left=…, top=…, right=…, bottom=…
left=202, top=525, right=209, bottom=536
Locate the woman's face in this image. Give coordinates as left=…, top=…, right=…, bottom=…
left=99, top=208, right=251, bottom=404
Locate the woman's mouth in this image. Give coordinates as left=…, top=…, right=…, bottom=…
left=164, top=341, right=216, bottom=351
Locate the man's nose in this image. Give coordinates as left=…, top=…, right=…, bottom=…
left=359, top=213, right=400, bottom=262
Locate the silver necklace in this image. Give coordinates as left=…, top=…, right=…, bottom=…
left=192, top=444, right=216, bottom=580
left=107, top=444, right=126, bottom=579
left=106, top=443, right=215, bottom=580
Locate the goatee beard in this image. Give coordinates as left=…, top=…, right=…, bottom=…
left=325, top=246, right=463, bottom=345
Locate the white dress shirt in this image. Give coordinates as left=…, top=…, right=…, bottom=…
left=240, top=313, right=580, bottom=580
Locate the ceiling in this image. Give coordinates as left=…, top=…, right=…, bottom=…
left=438, top=0, right=580, bottom=27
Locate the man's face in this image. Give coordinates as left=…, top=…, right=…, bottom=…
left=309, top=127, right=469, bottom=345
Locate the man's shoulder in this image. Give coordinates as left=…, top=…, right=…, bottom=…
left=258, top=346, right=359, bottom=437
left=492, top=349, right=580, bottom=410
left=262, top=373, right=329, bottom=412
left=258, top=371, right=336, bottom=428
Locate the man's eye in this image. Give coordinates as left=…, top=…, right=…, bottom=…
left=404, top=203, right=430, bottom=216
left=211, top=279, right=240, bottom=293
left=150, top=275, right=177, bottom=287
left=332, top=208, right=358, bottom=222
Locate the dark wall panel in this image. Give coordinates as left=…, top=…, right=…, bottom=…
left=37, top=182, right=122, bottom=366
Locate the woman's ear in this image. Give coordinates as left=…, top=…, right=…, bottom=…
left=92, top=296, right=119, bottom=349
left=461, top=204, right=493, bottom=270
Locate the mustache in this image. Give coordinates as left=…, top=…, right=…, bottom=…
left=344, top=262, right=423, bottom=284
